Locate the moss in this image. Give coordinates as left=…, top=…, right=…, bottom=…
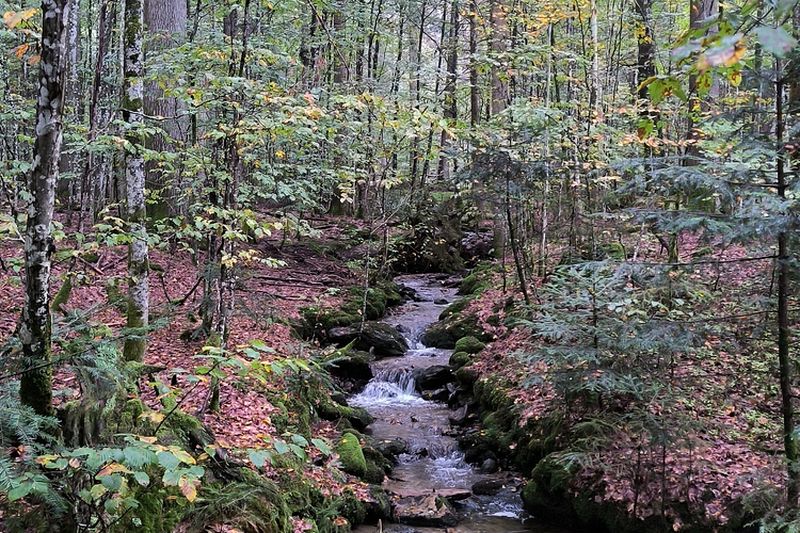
left=449, top=351, right=472, bottom=368
left=336, top=491, right=367, bottom=526
left=157, top=409, right=214, bottom=451
left=439, top=297, right=473, bottom=320
left=186, top=473, right=291, bottom=533
left=422, top=312, right=488, bottom=348
left=52, top=274, right=73, bottom=314
left=317, top=400, right=373, bottom=431
left=336, top=433, right=367, bottom=478
left=114, top=484, right=185, bottom=533
left=455, top=365, right=479, bottom=387
left=362, top=446, right=390, bottom=483
left=105, top=277, right=129, bottom=313
left=365, top=486, right=392, bottom=522
left=459, top=263, right=496, bottom=295
left=601, top=242, right=626, bottom=260
left=454, top=336, right=486, bottom=354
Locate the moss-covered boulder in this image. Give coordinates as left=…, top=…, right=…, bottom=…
left=317, top=401, right=374, bottom=432
left=323, top=349, right=374, bottom=393
left=186, top=472, right=291, bottom=533
left=422, top=312, right=488, bottom=348
left=458, top=263, right=496, bottom=295
left=362, top=446, right=389, bottom=484
left=328, top=322, right=408, bottom=357
left=449, top=351, right=472, bottom=369
left=454, top=336, right=486, bottom=354
left=294, top=282, right=405, bottom=340
left=336, top=433, right=367, bottom=478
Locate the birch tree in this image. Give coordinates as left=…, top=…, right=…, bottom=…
left=122, top=0, right=150, bottom=362
left=19, top=0, right=70, bottom=416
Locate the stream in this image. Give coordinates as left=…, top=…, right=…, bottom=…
left=350, top=274, right=571, bottom=533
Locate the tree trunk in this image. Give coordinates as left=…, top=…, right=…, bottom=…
left=776, top=72, right=799, bottom=507
left=686, top=0, right=718, bottom=161
left=144, top=0, right=187, bottom=218
left=469, top=0, right=480, bottom=126
left=634, top=0, right=658, bottom=141
left=438, top=0, right=459, bottom=181
left=83, top=0, right=118, bottom=221
left=123, top=0, right=150, bottom=362
left=489, top=0, right=508, bottom=116
left=20, top=0, right=70, bottom=417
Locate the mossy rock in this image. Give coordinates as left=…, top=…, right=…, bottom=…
left=454, top=336, right=485, bottom=354
left=439, top=297, right=473, bottom=320
left=114, top=483, right=185, bottom=533
left=362, top=446, right=390, bottom=483
left=317, top=401, right=373, bottom=431
left=295, top=281, right=402, bottom=340
left=365, top=486, right=392, bottom=522
left=422, top=313, right=488, bottom=349
left=334, top=491, right=367, bottom=529
left=458, top=263, right=496, bottom=295
left=296, top=306, right=362, bottom=339
left=157, top=409, right=215, bottom=451
left=449, top=351, right=472, bottom=369
left=455, top=366, right=479, bottom=387
left=336, top=433, right=367, bottom=478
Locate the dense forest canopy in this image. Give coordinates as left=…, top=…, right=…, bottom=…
left=2, top=0, right=800, bottom=531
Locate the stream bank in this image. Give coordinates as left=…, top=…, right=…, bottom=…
left=341, top=274, right=574, bottom=533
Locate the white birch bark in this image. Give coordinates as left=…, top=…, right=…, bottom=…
left=123, top=0, right=150, bottom=362
left=20, top=0, right=69, bottom=416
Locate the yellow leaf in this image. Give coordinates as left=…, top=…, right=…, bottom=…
left=728, top=70, right=742, bottom=87
left=97, top=463, right=130, bottom=477
left=35, top=454, right=59, bottom=465
left=139, top=411, right=165, bottom=424
left=171, top=449, right=196, bottom=465
left=3, top=8, right=38, bottom=29
left=13, top=43, right=29, bottom=59
left=179, top=478, right=199, bottom=502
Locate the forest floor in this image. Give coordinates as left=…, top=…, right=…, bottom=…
left=0, top=214, right=791, bottom=531
left=0, top=215, right=380, bottom=528
left=458, top=230, right=788, bottom=530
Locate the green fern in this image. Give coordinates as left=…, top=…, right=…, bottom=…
left=187, top=475, right=291, bottom=533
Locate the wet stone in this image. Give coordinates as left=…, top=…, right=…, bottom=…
left=393, top=494, right=459, bottom=528
left=413, top=365, right=454, bottom=392
left=471, top=478, right=506, bottom=496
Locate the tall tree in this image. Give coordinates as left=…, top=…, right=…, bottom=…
left=144, top=0, right=187, bottom=216
left=19, top=0, right=70, bottom=416
left=123, top=0, right=150, bottom=362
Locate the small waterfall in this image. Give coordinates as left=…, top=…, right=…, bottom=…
left=350, top=367, right=422, bottom=406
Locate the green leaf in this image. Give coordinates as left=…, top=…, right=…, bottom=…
left=100, top=473, right=123, bottom=492
left=8, top=483, right=31, bottom=501
left=248, top=449, right=272, bottom=468
left=311, top=438, right=333, bottom=456
left=290, top=434, right=309, bottom=447
left=133, top=471, right=150, bottom=487
left=754, top=25, right=797, bottom=57
left=157, top=451, right=180, bottom=470
left=288, top=444, right=307, bottom=460
left=273, top=438, right=290, bottom=455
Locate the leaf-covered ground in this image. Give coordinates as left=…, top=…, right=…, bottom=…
left=463, top=231, right=787, bottom=530
left=0, top=215, right=377, bottom=511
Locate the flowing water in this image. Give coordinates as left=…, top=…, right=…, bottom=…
left=350, top=274, right=572, bottom=533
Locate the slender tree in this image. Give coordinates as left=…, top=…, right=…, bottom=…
left=19, top=0, right=70, bottom=416
left=123, top=0, right=150, bottom=362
